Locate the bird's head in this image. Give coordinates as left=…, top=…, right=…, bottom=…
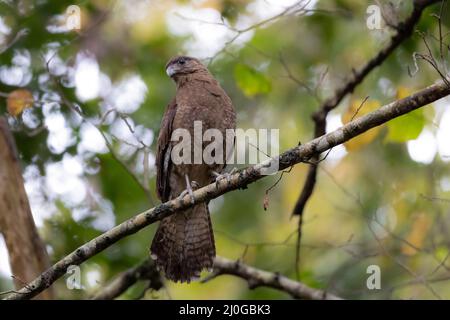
left=165, top=56, right=207, bottom=79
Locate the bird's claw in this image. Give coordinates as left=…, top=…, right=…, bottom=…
left=180, top=174, right=199, bottom=204
left=177, top=189, right=189, bottom=201
left=212, top=167, right=237, bottom=188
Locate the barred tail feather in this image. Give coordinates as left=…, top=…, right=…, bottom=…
left=150, top=203, right=215, bottom=283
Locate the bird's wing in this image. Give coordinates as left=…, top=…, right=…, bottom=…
left=202, top=80, right=236, bottom=170
left=156, top=98, right=177, bottom=201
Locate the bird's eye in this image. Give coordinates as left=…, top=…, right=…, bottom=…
left=178, top=59, right=186, bottom=65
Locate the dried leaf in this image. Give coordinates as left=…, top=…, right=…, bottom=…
left=263, top=192, right=269, bottom=211
left=7, top=89, right=34, bottom=116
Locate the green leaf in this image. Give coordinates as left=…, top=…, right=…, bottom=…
left=234, top=64, right=271, bottom=97
left=385, top=108, right=425, bottom=143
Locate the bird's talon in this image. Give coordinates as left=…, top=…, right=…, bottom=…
left=213, top=167, right=237, bottom=187
left=187, top=186, right=195, bottom=204
left=191, top=181, right=200, bottom=189
left=178, top=189, right=189, bottom=201
left=184, top=175, right=198, bottom=204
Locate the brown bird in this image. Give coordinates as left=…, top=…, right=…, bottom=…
left=151, top=56, right=236, bottom=282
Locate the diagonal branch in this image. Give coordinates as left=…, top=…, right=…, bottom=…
left=3, top=78, right=450, bottom=300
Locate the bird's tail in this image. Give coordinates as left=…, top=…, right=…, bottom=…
left=150, top=203, right=215, bottom=282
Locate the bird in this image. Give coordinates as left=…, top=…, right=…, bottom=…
left=150, top=56, right=236, bottom=282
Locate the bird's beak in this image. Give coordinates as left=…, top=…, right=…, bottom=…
left=166, top=64, right=176, bottom=77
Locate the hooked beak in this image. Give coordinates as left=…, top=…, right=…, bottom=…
left=166, top=64, right=177, bottom=77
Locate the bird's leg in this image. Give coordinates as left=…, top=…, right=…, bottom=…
left=178, top=174, right=199, bottom=204
left=212, top=167, right=238, bottom=188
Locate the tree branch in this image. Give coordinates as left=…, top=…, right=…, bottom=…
left=210, top=256, right=341, bottom=300
left=3, top=78, right=450, bottom=300
left=291, top=0, right=443, bottom=278
left=92, top=256, right=341, bottom=300
left=92, top=259, right=162, bottom=300
left=292, top=0, right=442, bottom=217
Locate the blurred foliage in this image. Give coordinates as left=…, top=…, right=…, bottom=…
left=0, top=0, right=449, bottom=300
left=343, top=99, right=381, bottom=151
left=386, top=87, right=426, bottom=142
left=234, top=63, right=272, bottom=97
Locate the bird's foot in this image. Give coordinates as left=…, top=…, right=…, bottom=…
left=212, top=167, right=238, bottom=188
left=178, top=174, right=199, bottom=204
left=177, top=189, right=189, bottom=201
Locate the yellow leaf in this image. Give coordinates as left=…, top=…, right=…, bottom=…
left=342, top=99, right=381, bottom=151
left=435, top=246, right=448, bottom=262
left=7, top=89, right=34, bottom=116
left=401, top=213, right=432, bottom=256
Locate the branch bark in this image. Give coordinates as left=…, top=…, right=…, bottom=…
left=92, top=256, right=341, bottom=300
left=3, top=78, right=450, bottom=300
left=211, top=257, right=341, bottom=300
left=0, top=117, right=53, bottom=299
left=92, top=259, right=162, bottom=300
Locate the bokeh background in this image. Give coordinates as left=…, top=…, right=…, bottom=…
left=1, top=0, right=450, bottom=299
